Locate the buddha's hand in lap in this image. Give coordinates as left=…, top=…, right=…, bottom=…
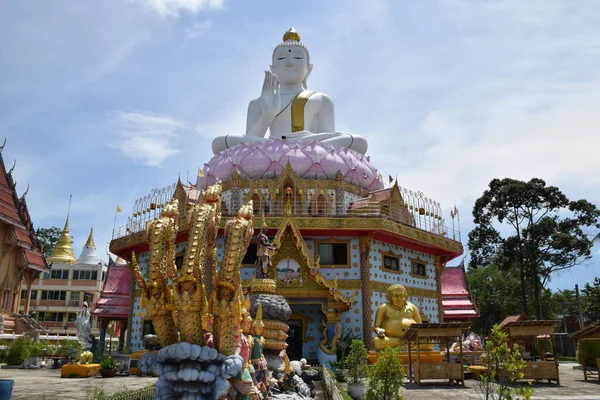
left=375, top=328, right=386, bottom=338
left=260, top=70, right=280, bottom=118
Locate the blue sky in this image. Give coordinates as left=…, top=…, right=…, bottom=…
left=1, top=0, right=598, bottom=291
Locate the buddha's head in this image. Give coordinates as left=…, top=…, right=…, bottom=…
left=271, top=27, right=312, bottom=89
left=387, top=284, right=408, bottom=309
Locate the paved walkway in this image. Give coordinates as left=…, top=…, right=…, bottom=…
left=4, top=368, right=157, bottom=399
left=1, top=362, right=598, bottom=399
left=400, top=362, right=600, bottom=400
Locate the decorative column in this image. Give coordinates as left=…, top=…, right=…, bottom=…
left=434, top=256, right=445, bottom=323
left=22, top=271, right=35, bottom=315
left=118, top=320, right=126, bottom=353
left=318, top=306, right=342, bottom=356
left=359, top=236, right=373, bottom=349
left=99, top=318, right=109, bottom=355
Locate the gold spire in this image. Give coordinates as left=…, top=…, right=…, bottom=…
left=283, top=27, right=300, bottom=42
left=84, top=228, right=95, bottom=247
left=48, top=217, right=77, bottom=264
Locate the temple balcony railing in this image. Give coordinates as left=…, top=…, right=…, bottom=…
left=112, top=196, right=461, bottom=242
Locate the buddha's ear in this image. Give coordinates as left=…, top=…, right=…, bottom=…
left=269, top=65, right=275, bottom=75
left=303, top=64, right=313, bottom=89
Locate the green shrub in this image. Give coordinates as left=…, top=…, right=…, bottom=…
left=477, top=325, right=533, bottom=400
left=365, top=347, right=405, bottom=400
left=100, top=357, right=117, bottom=369
left=576, top=341, right=600, bottom=367
left=344, top=339, right=368, bottom=383
left=6, top=337, right=32, bottom=365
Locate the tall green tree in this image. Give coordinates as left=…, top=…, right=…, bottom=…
left=547, top=288, right=580, bottom=319
left=468, top=178, right=599, bottom=318
left=467, top=264, right=522, bottom=334
left=35, top=226, right=62, bottom=258
left=581, top=277, right=600, bottom=322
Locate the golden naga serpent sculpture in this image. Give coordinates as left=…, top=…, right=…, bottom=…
left=129, top=183, right=256, bottom=356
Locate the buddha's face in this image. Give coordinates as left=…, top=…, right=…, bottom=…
left=388, top=290, right=407, bottom=309
left=271, top=46, right=310, bottom=85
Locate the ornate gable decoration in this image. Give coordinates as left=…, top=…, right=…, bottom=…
left=270, top=217, right=354, bottom=307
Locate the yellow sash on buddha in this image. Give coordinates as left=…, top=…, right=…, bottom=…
left=291, top=90, right=316, bottom=132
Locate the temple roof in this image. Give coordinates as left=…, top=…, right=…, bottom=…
left=48, top=217, right=77, bottom=264
left=77, top=228, right=103, bottom=266
left=0, top=146, right=47, bottom=272
left=441, top=259, right=479, bottom=320
left=499, top=312, right=530, bottom=328
left=91, top=262, right=132, bottom=319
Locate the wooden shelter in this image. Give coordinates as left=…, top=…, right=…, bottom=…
left=404, top=322, right=472, bottom=385
left=570, top=322, right=600, bottom=382
left=500, top=320, right=560, bottom=384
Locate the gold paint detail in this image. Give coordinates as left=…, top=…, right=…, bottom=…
left=48, top=216, right=77, bottom=264
left=369, top=281, right=438, bottom=299
left=319, top=305, right=342, bottom=355
left=269, top=218, right=354, bottom=307
left=250, top=278, right=277, bottom=294
left=291, top=90, right=316, bottom=132
left=283, top=27, right=301, bottom=42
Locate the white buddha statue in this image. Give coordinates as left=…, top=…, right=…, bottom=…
left=211, top=27, right=368, bottom=155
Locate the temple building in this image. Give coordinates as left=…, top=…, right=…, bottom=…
left=109, top=28, right=464, bottom=363
left=91, top=255, right=132, bottom=353
left=440, top=259, right=480, bottom=322
left=20, top=223, right=107, bottom=336
left=0, top=145, right=48, bottom=334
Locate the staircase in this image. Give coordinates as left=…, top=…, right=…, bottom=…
left=12, top=313, right=49, bottom=335
left=0, top=314, right=16, bottom=334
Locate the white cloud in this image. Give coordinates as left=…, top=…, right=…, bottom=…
left=132, top=0, right=223, bottom=17
left=109, top=111, right=186, bottom=166
left=185, top=20, right=212, bottom=39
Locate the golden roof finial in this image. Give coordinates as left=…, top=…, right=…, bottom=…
left=48, top=216, right=77, bottom=264
left=283, top=27, right=301, bottom=42
left=84, top=228, right=95, bottom=247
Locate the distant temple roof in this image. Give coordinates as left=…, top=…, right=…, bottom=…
left=48, top=216, right=77, bottom=264
left=441, top=259, right=480, bottom=320
left=91, top=260, right=132, bottom=319
left=0, top=147, right=47, bottom=273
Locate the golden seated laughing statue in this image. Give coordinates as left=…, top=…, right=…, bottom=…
left=373, top=284, right=423, bottom=350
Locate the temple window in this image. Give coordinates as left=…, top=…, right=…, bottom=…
left=410, top=260, right=428, bottom=278
left=316, top=240, right=349, bottom=267
left=37, top=311, right=65, bottom=322
left=73, top=270, right=98, bottom=280
left=41, top=290, right=66, bottom=300
left=20, top=290, right=37, bottom=300
left=83, top=292, right=93, bottom=304
left=383, top=255, right=400, bottom=272
left=242, top=242, right=258, bottom=265
left=50, top=269, right=69, bottom=279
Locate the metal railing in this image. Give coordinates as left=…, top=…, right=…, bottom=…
left=112, top=183, right=461, bottom=243
left=98, top=385, right=155, bottom=400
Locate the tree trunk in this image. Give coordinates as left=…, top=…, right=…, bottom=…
left=519, top=264, right=529, bottom=314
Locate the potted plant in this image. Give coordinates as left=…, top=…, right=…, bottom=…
left=365, top=347, right=405, bottom=400
left=344, top=339, right=368, bottom=399
left=99, top=357, right=118, bottom=377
